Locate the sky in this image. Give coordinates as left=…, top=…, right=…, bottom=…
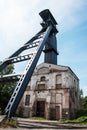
left=0, top=0, right=87, bottom=96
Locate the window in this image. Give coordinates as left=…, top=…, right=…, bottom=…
left=56, top=84, right=62, bottom=89
left=25, top=95, right=30, bottom=106
left=37, top=84, right=45, bottom=90
left=56, top=74, right=62, bottom=89
left=56, top=74, right=62, bottom=84
left=40, top=76, right=46, bottom=81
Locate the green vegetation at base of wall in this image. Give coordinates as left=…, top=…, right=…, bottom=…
left=30, top=116, right=47, bottom=120
left=62, top=116, right=87, bottom=125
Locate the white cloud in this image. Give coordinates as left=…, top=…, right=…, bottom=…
left=0, top=0, right=86, bottom=59
left=82, top=86, right=87, bottom=97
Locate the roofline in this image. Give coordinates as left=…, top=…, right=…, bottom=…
left=36, top=63, right=79, bottom=81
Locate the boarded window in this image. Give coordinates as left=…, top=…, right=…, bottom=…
left=56, top=84, right=62, bottom=89
left=56, top=74, right=62, bottom=88
left=25, top=95, right=30, bottom=106
left=37, top=84, right=45, bottom=90
left=51, top=94, right=55, bottom=103
left=56, top=74, right=62, bottom=84
left=56, top=94, right=62, bottom=103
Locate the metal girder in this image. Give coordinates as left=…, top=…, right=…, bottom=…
left=5, top=25, right=52, bottom=117
left=0, top=31, right=45, bottom=72
left=5, top=52, right=36, bottom=64
left=0, top=73, right=21, bottom=82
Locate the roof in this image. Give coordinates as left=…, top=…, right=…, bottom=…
left=34, top=63, right=79, bottom=80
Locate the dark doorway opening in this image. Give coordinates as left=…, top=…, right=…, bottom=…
left=56, top=106, right=60, bottom=120
left=36, top=101, right=45, bottom=117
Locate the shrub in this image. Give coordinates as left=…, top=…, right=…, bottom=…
left=76, top=109, right=87, bottom=118
left=62, top=116, right=87, bottom=124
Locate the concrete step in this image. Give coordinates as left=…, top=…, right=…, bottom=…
left=17, top=118, right=87, bottom=129
left=0, top=115, right=6, bottom=123
left=18, top=119, right=61, bottom=129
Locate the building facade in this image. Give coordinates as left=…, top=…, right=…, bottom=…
left=16, top=63, right=80, bottom=120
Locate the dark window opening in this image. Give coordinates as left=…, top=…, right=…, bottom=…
left=25, top=95, right=30, bottom=106
left=37, top=84, right=45, bottom=90
left=56, top=84, right=62, bottom=89
left=40, top=76, right=46, bottom=81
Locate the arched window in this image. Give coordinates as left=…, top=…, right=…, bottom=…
left=40, top=76, right=46, bottom=81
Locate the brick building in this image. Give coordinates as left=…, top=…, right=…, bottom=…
left=17, top=62, right=80, bottom=120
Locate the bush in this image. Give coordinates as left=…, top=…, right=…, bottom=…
left=76, top=116, right=87, bottom=123
left=76, top=109, right=87, bottom=118
left=62, top=116, right=87, bottom=124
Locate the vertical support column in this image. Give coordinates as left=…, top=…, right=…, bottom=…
left=44, top=33, right=58, bottom=65
left=39, top=9, right=58, bottom=65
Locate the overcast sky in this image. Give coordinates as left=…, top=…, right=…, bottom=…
left=0, top=0, right=87, bottom=96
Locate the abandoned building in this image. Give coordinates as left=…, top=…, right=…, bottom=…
left=16, top=62, right=80, bottom=120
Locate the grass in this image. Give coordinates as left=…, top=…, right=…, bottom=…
left=0, top=118, right=18, bottom=128
left=30, top=116, right=47, bottom=120
left=5, top=119, right=18, bottom=128
left=62, top=116, right=87, bottom=125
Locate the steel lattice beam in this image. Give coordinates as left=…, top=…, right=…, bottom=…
left=0, top=9, right=58, bottom=117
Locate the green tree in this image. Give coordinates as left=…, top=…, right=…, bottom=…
left=76, top=95, right=87, bottom=118
left=82, top=96, right=87, bottom=109
left=0, top=64, right=16, bottom=113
